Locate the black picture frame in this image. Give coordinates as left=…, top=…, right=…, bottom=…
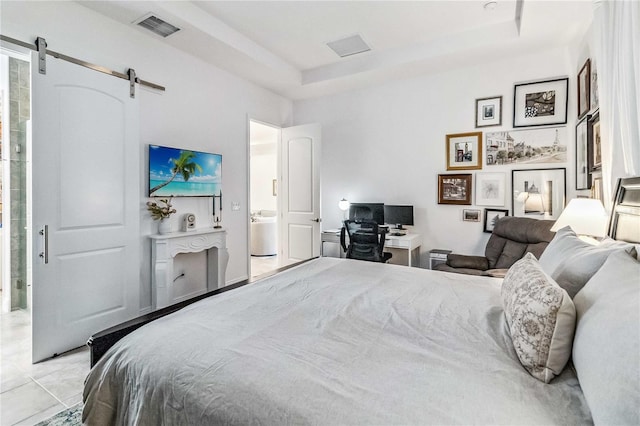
left=588, top=111, right=601, bottom=172
left=575, top=114, right=591, bottom=190
left=513, top=77, right=569, bottom=128
left=511, top=168, right=566, bottom=220
left=577, top=59, right=591, bottom=119
left=475, top=96, right=502, bottom=128
left=483, top=208, right=509, bottom=233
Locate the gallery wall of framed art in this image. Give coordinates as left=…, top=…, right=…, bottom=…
left=438, top=53, right=603, bottom=233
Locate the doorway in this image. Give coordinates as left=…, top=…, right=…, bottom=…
left=248, top=120, right=283, bottom=278
left=1, top=49, right=31, bottom=314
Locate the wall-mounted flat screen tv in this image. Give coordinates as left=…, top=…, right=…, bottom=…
left=149, top=145, right=222, bottom=197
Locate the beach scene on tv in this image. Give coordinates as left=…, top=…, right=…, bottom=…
left=149, top=145, right=222, bottom=197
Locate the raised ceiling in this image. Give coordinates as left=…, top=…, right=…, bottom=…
left=78, top=1, right=593, bottom=100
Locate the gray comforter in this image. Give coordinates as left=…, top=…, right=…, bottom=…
left=83, top=257, right=592, bottom=425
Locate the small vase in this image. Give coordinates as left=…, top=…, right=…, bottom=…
left=158, top=220, right=171, bottom=235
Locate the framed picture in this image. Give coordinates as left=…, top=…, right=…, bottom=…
left=577, top=59, right=591, bottom=119
left=475, top=172, right=505, bottom=206
left=513, top=77, right=568, bottom=128
left=588, top=112, right=601, bottom=171
left=483, top=208, right=509, bottom=233
left=438, top=174, right=472, bottom=205
left=590, top=62, right=599, bottom=110
left=485, top=127, right=567, bottom=166
left=591, top=176, right=603, bottom=203
left=475, top=96, right=502, bottom=128
left=446, top=132, right=482, bottom=170
left=463, top=209, right=481, bottom=222
left=575, top=115, right=591, bottom=190
left=512, top=168, right=566, bottom=220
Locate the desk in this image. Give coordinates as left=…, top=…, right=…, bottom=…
left=385, top=233, right=421, bottom=267
left=321, top=230, right=421, bottom=267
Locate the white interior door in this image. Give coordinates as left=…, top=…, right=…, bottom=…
left=280, top=124, right=321, bottom=262
left=31, top=54, right=140, bottom=362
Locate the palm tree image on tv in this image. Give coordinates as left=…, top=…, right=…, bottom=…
left=149, top=145, right=222, bottom=197
left=150, top=150, right=202, bottom=195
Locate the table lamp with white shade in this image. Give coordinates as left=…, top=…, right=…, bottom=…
left=550, top=198, right=608, bottom=242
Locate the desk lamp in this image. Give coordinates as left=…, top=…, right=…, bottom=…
left=338, top=198, right=350, bottom=221
left=550, top=198, right=608, bottom=243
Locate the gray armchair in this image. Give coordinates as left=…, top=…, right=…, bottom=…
left=433, top=216, right=556, bottom=276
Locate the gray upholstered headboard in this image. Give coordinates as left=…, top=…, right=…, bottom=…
left=608, top=176, right=640, bottom=244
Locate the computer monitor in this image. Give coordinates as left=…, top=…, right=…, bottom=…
left=384, top=205, right=414, bottom=229
left=348, top=203, right=385, bottom=225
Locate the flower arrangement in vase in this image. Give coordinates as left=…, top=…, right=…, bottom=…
left=146, top=198, right=177, bottom=234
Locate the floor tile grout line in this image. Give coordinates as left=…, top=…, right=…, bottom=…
left=8, top=378, right=65, bottom=426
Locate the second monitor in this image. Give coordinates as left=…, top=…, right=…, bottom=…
left=384, top=205, right=414, bottom=230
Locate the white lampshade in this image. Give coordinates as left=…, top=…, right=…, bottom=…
left=338, top=198, right=350, bottom=211
left=550, top=198, right=608, bottom=237
left=516, top=191, right=529, bottom=202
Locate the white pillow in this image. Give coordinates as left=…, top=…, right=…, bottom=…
left=501, top=253, right=576, bottom=383
left=572, top=251, right=640, bottom=425
left=539, top=226, right=637, bottom=298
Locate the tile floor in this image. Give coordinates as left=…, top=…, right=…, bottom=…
left=1, top=309, right=89, bottom=425
left=250, top=255, right=298, bottom=279
left=0, top=257, right=296, bottom=424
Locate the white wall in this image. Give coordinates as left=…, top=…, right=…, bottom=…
left=1, top=1, right=293, bottom=311
left=250, top=142, right=278, bottom=213
left=294, top=46, right=581, bottom=266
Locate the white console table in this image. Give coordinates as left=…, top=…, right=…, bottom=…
left=150, top=228, right=229, bottom=310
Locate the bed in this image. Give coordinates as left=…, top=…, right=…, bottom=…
left=83, top=177, right=640, bottom=425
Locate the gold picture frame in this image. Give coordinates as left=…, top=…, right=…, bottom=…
left=446, top=132, right=482, bottom=170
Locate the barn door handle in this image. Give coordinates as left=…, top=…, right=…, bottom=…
left=38, top=225, right=49, bottom=264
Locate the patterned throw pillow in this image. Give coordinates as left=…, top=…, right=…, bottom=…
left=501, top=253, right=576, bottom=383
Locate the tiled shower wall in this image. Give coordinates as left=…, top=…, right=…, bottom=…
left=9, top=57, right=29, bottom=310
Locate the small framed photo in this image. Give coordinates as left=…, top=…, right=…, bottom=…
left=463, top=209, right=481, bottom=222
left=513, top=77, right=568, bottom=128
left=483, top=209, right=509, bottom=233
left=575, top=115, right=591, bottom=190
left=438, top=174, right=472, bottom=205
left=588, top=112, right=601, bottom=171
left=577, top=59, right=591, bottom=119
left=512, top=168, right=566, bottom=220
left=446, top=132, right=482, bottom=170
left=475, top=96, right=502, bottom=128
left=475, top=172, right=505, bottom=206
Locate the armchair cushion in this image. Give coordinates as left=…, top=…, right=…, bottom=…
left=446, top=254, right=489, bottom=270
left=432, top=263, right=487, bottom=276
left=485, top=217, right=556, bottom=269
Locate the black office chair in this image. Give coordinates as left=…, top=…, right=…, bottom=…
left=340, top=220, right=393, bottom=263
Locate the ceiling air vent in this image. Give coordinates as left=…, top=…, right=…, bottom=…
left=135, top=14, right=181, bottom=38
left=327, top=34, right=371, bottom=58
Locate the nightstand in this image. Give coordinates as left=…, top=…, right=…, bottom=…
left=429, top=249, right=452, bottom=270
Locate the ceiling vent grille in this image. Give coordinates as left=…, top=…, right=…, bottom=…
left=327, top=34, right=371, bottom=58
left=135, top=14, right=181, bottom=38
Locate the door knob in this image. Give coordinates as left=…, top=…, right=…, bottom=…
left=311, top=218, right=321, bottom=222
